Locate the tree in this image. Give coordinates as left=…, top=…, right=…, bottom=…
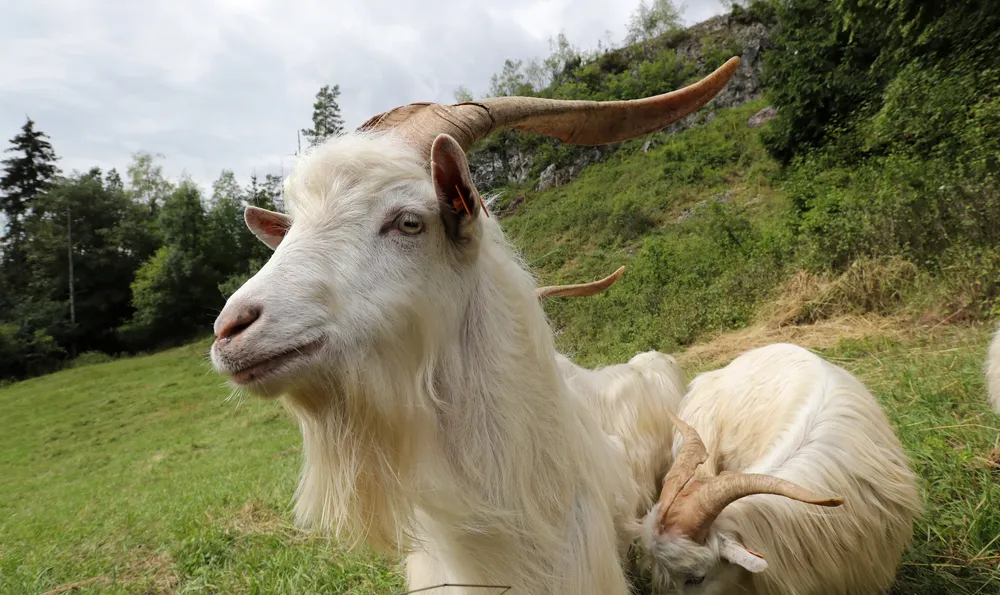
left=624, top=0, right=683, bottom=45
left=125, top=151, right=172, bottom=212
left=246, top=173, right=277, bottom=211
left=205, top=169, right=262, bottom=287
left=302, top=84, right=345, bottom=147
left=488, top=59, right=540, bottom=97
left=122, top=151, right=172, bottom=258
left=22, top=168, right=149, bottom=356
left=216, top=173, right=282, bottom=299
left=120, top=179, right=218, bottom=347
left=262, top=173, right=285, bottom=212
left=544, top=33, right=583, bottom=85
left=0, top=117, right=60, bottom=297
left=105, top=168, right=124, bottom=193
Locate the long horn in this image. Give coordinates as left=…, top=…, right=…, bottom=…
left=536, top=266, right=625, bottom=300
left=359, top=57, right=741, bottom=160
left=665, top=473, right=845, bottom=544
left=654, top=410, right=709, bottom=531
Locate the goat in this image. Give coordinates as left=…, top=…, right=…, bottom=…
left=539, top=266, right=686, bottom=512
left=209, top=57, right=741, bottom=595
left=636, top=342, right=922, bottom=595
left=985, top=325, right=1000, bottom=414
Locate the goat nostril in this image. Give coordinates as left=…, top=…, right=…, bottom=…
left=216, top=306, right=261, bottom=342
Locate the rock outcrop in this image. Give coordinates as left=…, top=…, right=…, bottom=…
left=467, top=10, right=774, bottom=205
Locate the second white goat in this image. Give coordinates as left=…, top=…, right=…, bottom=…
left=637, top=342, right=922, bottom=595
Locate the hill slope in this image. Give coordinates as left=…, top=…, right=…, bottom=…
left=0, top=339, right=402, bottom=594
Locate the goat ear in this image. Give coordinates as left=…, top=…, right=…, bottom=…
left=431, top=133, right=486, bottom=242
left=245, top=205, right=291, bottom=250
left=719, top=535, right=768, bottom=573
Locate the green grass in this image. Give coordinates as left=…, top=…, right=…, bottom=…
left=814, top=327, right=1000, bottom=594
left=0, top=338, right=403, bottom=595
left=2, top=322, right=998, bottom=593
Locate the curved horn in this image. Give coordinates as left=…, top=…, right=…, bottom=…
left=536, top=266, right=625, bottom=300
left=653, top=413, right=845, bottom=541
left=654, top=411, right=709, bottom=531
left=359, top=57, right=741, bottom=160
left=667, top=473, right=845, bottom=544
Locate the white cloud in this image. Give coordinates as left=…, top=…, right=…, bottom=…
left=0, top=0, right=725, bottom=194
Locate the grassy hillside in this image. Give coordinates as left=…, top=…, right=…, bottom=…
left=0, top=339, right=402, bottom=594
left=507, top=99, right=789, bottom=367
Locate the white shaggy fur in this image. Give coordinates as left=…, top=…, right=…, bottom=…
left=557, top=351, right=687, bottom=514
left=985, top=323, right=1000, bottom=414
left=638, top=342, right=922, bottom=595
left=211, top=131, right=648, bottom=595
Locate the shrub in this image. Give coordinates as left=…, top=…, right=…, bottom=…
left=69, top=351, right=115, bottom=368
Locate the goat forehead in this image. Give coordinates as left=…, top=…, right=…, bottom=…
left=285, top=133, right=430, bottom=220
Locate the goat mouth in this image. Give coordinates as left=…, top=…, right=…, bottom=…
left=228, top=338, right=326, bottom=387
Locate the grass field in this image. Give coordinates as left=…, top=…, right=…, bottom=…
left=2, top=319, right=999, bottom=594
left=0, top=339, right=403, bottom=595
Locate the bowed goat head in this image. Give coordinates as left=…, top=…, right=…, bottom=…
left=640, top=410, right=844, bottom=594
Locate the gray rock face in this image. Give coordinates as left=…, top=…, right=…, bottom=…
left=748, top=106, right=778, bottom=128
left=535, top=148, right=605, bottom=192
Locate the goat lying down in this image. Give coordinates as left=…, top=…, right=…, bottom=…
left=210, top=58, right=742, bottom=595
left=636, top=343, right=922, bottom=595
left=985, top=324, right=1000, bottom=414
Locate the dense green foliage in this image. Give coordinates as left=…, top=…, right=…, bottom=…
left=754, top=0, right=1000, bottom=319
left=0, top=144, right=283, bottom=380
left=0, top=80, right=336, bottom=381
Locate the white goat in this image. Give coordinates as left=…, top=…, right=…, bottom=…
left=984, top=324, right=1000, bottom=414
left=636, top=342, right=922, bottom=595
left=209, top=57, right=741, bottom=595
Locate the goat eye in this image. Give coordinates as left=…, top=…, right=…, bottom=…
left=685, top=574, right=705, bottom=585
left=394, top=212, right=424, bottom=235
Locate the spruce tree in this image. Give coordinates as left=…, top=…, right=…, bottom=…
left=301, top=84, right=345, bottom=147
left=0, top=117, right=60, bottom=296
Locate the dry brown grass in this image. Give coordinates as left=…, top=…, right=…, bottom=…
left=227, top=500, right=288, bottom=536
left=40, top=549, right=178, bottom=595
left=679, top=257, right=928, bottom=371
left=677, top=313, right=912, bottom=371
left=762, top=257, right=919, bottom=327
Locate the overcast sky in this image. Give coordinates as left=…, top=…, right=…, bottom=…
left=1, top=0, right=726, bottom=195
